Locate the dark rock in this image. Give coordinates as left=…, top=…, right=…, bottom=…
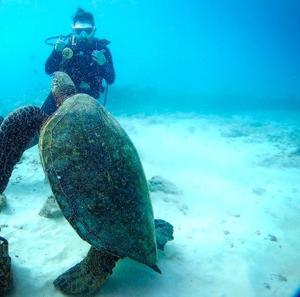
left=290, top=147, right=300, bottom=156
left=39, top=195, right=62, bottom=218
left=154, top=219, right=174, bottom=250
left=252, top=187, right=266, bottom=195
left=264, top=282, right=271, bottom=289
left=266, top=234, right=278, bottom=242
left=223, top=129, right=248, bottom=138
left=148, top=176, right=182, bottom=195
left=0, top=194, right=7, bottom=211
left=271, top=273, right=287, bottom=282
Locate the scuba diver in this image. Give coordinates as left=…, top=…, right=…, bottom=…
left=42, top=7, right=115, bottom=116
left=0, top=8, right=115, bottom=122
left=0, top=8, right=115, bottom=148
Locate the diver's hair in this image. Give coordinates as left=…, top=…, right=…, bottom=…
left=73, top=8, right=95, bottom=26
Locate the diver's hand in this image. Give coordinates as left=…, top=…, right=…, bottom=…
left=92, top=50, right=107, bottom=66
left=54, top=38, right=66, bottom=52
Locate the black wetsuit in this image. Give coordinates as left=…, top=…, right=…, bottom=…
left=41, top=36, right=115, bottom=115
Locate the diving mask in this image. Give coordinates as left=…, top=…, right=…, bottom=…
left=72, top=21, right=95, bottom=39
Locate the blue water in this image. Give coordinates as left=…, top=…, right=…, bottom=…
left=0, top=0, right=299, bottom=115
left=0, top=2, right=300, bottom=297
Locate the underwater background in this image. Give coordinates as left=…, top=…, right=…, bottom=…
left=0, top=1, right=300, bottom=297
left=0, top=0, right=299, bottom=115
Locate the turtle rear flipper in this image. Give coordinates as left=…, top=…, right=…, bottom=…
left=54, top=247, right=119, bottom=296
left=54, top=219, right=174, bottom=295
left=0, top=106, right=47, bottom=193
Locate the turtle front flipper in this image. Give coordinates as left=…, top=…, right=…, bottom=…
left=54, top=247, right=119, bottom=296
left=54, top=220, right=174, bottom=296
left=0, top=106, right=47, bottom=193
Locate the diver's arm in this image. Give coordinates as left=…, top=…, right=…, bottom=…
left=99, top=47, right=115, bottom=85
left=45, top=50, right=62, bottom=75
left=88, top=47, right=115, bottom=99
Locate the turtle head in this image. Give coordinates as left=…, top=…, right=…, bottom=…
left=51, top=71, right=76, bottom=107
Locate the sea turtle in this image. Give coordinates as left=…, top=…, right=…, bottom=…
left=0, top=72, right=174, bottom=296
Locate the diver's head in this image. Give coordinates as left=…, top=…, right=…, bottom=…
left=72, top=8, right=96, bottom=42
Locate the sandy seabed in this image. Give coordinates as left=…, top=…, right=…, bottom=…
left=1, top=112, right=300, bottom=297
